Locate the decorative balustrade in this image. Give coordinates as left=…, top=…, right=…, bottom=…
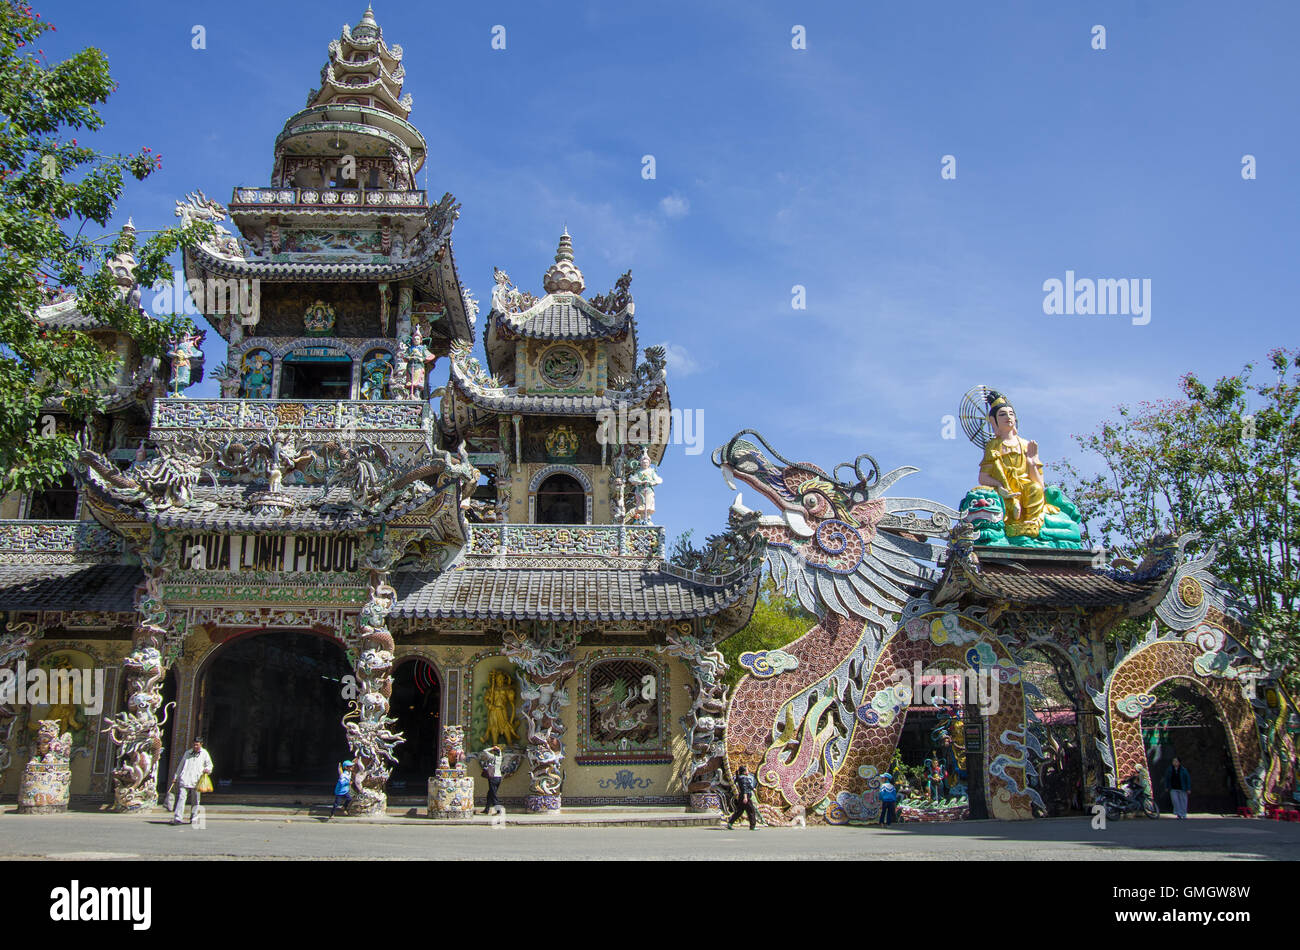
left=466, top=523, right=665, bottom=564
left=153, top=398, right=429, bottom=435
left=231, top=186, right=427, bottom=209
left=0, top=521, right=124, bottom=565
left=151, top=399, right=432, bottom=466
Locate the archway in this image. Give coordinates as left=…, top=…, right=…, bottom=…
left=535, top=473, right=586, bottom=524
left=388, top=657, right=440, bottom=792
left=1141, top=681, right=1238, bottom=814
left=197, top=630, right=351, bottom=794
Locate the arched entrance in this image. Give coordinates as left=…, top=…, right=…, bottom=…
left=535, top=473, right=586, bottom=524
left=1142, top=682, right=1238, bottom=813
left=197, top=630, right=351, bottom=794
left=388, top=658, right=440, bottom=792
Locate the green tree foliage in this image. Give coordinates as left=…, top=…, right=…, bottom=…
left=718, top=573, right=814, bottom=690
left=1060, top=348, right=1300, bottom=693
left=0, top=2, right=211, bottom=495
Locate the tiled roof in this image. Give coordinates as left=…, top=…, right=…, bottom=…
left=934, top=551, right=1173, bottom=610
left=391, top=563, right=755, bottom=621
left=0, top=563, right=142, bottom=612
left=492, top=297, right=632, bottom=341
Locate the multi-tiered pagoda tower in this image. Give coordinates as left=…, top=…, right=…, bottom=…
left=0, top=7, right=761, bottom=817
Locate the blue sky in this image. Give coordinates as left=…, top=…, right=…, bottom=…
left=42, top=0, right=1300, bottom=546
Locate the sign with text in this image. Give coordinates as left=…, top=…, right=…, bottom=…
left=178, top=533, right=360, bottom=573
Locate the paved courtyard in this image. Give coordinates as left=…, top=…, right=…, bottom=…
left=2, top=811, right=1297, bottom=860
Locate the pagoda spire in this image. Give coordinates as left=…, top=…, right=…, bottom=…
left=543, top=229, right=585, bottom=294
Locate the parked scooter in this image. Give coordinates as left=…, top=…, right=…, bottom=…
left=1094, top=774, right=1160, bottom=821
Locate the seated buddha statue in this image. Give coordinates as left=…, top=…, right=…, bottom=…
left=959, top=389, right=1084, bottom=548
left=978, top=391, right=1052, bottom=536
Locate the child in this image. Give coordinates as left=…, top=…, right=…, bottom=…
left=330, top=759, right=354, bottom=817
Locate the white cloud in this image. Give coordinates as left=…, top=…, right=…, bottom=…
left=659, top=194, right=690, bottom=218
left=662, top=342, right=703, bottom=378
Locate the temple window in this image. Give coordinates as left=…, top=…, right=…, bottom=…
left=25, top=473, right=78, bottom=520
left=279, top=355, right=353, bottom=400
left=534, top=473, right=586, bottom=524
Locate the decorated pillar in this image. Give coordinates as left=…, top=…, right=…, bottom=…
left=663, top=619, right=730, bottom=812
left=18, top=720, right=72, bottom=813
left=0, top=618, right=42, bottom=786
left=503, top=625, right=579, bottom=813
left=343, top=571, right=403, bottom=815
left=106, top=547, right=181, bottom=812
left=397, top=283, right=413, bottom=344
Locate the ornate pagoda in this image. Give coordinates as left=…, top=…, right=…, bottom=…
left=0, top=7, right=762, bottom=817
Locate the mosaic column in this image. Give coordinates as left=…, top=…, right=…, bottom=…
left=663, top=620, right=730, bottom=812
left=0, top=618, right=42, bottom=786
left=503, top=625, right=579, bottom=814
left=18, top=720, right=72, bottom=813
left=343, top=573, right=404, bottom=815
left=396, top=284, right=413, bottom=344
left=107, top=562, right=181, bottom=812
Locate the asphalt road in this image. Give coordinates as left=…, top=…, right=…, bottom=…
left=3, top=813, right=1298, bottom=860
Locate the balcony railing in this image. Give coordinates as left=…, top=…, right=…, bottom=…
left=230, top=186, right=428, bottom=209
left=466, top=523, right=665, bottom=563
left=152, top=398, right=430, bottom=435
left=0, top=520, right=124, bottom=564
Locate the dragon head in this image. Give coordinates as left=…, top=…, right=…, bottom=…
left=712, top=429, right=957, bottom=623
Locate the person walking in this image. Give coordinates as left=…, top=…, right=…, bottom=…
left=329, top=759, right=354, bottom=817
left=1165, top=757, right=1191, bottom=819
left=480, top=744, right=503, bottom=814
left=878, top=772, right=899, bottom=826
left=726, top=766, right=759, bottom=830
left=170, top=736, right=213, bottom=825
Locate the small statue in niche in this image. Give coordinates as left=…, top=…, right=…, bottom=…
left=400, top=324, right=436, bottom=400
left=624, top=448, right=663, bottom=525
left=360, top=352, right=393, bottom=401
left=480, top=670, right=519, bottom=747
left=241, top=350, right=272, bottom=399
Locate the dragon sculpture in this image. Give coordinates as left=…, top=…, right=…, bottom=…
left=0, top=619, right=40, bottom=780
left=343, top=578, right=403, bottom=814
left=503, top=626, right=580, bottom=812
left=713, top=430, right=975, bottom=824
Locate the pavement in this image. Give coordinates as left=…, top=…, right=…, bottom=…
left=2, top=807, right=1298, bottom=860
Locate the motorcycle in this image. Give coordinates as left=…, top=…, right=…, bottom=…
left=1094, top=774, right=1160, bottom=821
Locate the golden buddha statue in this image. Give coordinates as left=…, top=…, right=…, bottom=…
left=976, top=391, right=1060, bottom=538
left=481, top=670, right=519, bottom=746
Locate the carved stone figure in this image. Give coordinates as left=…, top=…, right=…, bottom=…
left=625, top=449, right=663, bottom=525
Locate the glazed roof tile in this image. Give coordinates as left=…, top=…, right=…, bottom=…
left=391, top=563, right=754, bottom=621
left=0, top=563, right=142, bottom=612
left=492, top=297, right=632, bottom=341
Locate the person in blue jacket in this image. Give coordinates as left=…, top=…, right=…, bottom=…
left=330, top=759, right=354, bottom=818
left=878, top=772, right=899, bottom=826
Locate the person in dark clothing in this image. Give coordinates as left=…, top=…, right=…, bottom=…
left=480, top=745, right=503, bottom=814
left=726, top=766, right=759, bottom=830
left=1165, top=757, right=1191, bottom=819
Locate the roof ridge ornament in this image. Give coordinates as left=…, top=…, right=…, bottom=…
left=542, top=230, right=585, bottom=295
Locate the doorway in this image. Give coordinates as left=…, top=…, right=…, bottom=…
left=388, top=658, right=440, bottom=792
left=197, top=630, right=352, bottom=794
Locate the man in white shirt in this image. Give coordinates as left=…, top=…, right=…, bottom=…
left=170, top=737, right=214, bottom=825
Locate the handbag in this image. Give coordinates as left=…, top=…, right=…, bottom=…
left=197, top=773, right=214, bottom=793
left=164, top=784, right=176, bottom=811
